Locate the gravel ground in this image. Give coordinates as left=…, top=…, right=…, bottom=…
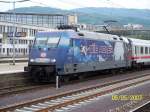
left=0, top=69, right=150, bottom=108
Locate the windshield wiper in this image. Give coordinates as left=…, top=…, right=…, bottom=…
left=56, top=36, right=61, bottom=47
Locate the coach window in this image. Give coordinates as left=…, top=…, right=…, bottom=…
left=0, top=48, right=1, bottom=53
left=135, top=46, right=137, bottom=55
left=137, top=46, right=139, bottom=54
left=149, top=47, right=150, bottom=54
left=145, top=47, right=148, bottom=54
left=140, top=47, right=143, bottom=54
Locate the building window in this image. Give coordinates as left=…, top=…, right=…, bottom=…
left=3, top=48, right=5, bottom=53
left=15, top=48, right=17, bottom=52
left=10, top=48, right=12, bottom=53
left=7, top=48, right=9, bottom=53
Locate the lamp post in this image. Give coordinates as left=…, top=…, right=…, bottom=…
left=12, top=0, right=16, bottom=65
left=0, top=0, right=29, bottom=65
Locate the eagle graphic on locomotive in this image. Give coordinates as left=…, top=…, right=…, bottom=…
left=24, top=28, right=150, bottom=82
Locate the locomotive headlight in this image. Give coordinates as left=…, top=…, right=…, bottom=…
left=30, top=59, right=34, bottom=62
left=51, top=59, right=56, bottom=63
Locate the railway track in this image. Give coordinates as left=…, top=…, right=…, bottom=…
left=0, top=68, right=146, bottom=97
left=132, top=101, right=150, bottom=112
left=0, top=72, right=34, bottom=96
left=0, top=72, right=30, bottom=89
left=0, top=84, right=54, bottom=97
left=0, top=67, right=135, bottom=96
left=0, top=69, right=130, bottom=97
left=0, top=73, right=150, bottom=112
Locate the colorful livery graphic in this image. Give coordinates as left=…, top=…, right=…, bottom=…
left=68, top=39, right=115, bottom=63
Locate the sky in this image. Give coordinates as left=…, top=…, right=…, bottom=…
left=0, top=0, right=150, bottom=11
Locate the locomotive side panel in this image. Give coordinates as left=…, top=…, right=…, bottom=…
left=64, top=38, right=130, bottom=74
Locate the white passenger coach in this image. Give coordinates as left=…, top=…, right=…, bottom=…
left=130, top=38, right=150, bottom=64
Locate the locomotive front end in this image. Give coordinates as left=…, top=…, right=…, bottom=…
left=25, top=31, right=63, bottom=82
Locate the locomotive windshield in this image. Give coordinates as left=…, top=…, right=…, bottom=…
left=35, top=36, right=60, bottom=48
left=47, top=37, right=60, bottom=47
left=36, top=37, right=47, bottom=45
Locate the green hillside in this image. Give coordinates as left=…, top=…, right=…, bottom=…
left=8, top=6, right=150, bottom=27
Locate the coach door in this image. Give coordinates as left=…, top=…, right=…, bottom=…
left=114, top=41, right=125, bottom=61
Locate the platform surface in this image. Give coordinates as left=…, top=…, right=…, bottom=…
left=0, top=62, right=27, bottom=75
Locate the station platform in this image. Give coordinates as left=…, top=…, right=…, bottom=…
left=0, top=62, right=27, bottom=75
left=0, top=58, right=28, bottom=63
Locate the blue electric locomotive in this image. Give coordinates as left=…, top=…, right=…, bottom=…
left=25, top=30, right=132, bottom=82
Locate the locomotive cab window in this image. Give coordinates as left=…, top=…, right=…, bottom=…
left=47, top=37, right=60, bottom=47
left=35, top=37, right=47, bottom=45
left=35, top=36, right=60, bottom=48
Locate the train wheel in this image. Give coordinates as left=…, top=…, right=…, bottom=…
left=30, top=70, right=40, bottom=83
left=61, top=76, right=70, bottom=83
left=30, top=68, right=44, bottom=83
left=78, top=74, right=85, bottom=80
left=44, top=67, right=55, bottom=82
left=111, top=69, right=117, bottom=75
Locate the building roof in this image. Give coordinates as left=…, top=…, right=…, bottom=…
left=0, top=12, right=68, bottom=16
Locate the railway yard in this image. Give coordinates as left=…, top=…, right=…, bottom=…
left=0, top=62, right=150, bottom=112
